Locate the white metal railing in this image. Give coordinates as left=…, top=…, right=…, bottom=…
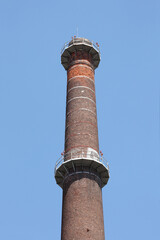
left=61, top=37, right=100, bottom=56
left=55, top=148, right=109, bottom=175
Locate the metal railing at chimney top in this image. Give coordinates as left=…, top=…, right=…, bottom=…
left=55, top=148, right=109, bottom=175
left=61, top=37, right=100, bottom=56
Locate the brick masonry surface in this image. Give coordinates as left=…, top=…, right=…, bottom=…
left=61, top=176, right=105, bottom=240
left=65, top=59, right=99, bottom=154
left=61, top=50, right=105, bottom=240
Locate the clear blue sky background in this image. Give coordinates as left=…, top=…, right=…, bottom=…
left=0, top=0, right=159, bottom=239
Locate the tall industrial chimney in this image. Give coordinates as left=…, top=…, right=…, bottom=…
left=55, top=37, right=109, bottom=240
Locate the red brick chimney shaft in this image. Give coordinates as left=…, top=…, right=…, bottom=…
left=61, top=50, right=105, bottom=240
left=65, top=51, right=99, bottom=154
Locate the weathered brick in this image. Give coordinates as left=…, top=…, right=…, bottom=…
left=61, top=176, right=105, bottom=240
left=65, top=59, right=99, bottom=154
left=61, top=50, right=105, bottom=240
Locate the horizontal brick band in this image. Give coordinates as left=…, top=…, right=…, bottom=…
left=68, top=64, right=94, bottom=72
left=68, top=59, right=94, bottom=70
left=67, top=108, right=97, bottom=116
left=67, top=101, right=96, bottom=116
left=65, top=121, right=97, bottom=130
left=67, top=78, right=95, bottom=93
left=67, top=67, right=94, bottom=79
left=67, top=86, right=95, bottom=94
left=67, top=75, right=94, bottom=84
left=67, top=87, right=95, bottom=103
left=67, top=96, right=96, bottom=105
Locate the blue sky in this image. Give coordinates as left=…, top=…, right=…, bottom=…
left=0, top=0, right=159, bottom=239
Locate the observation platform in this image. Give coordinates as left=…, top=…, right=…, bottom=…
left=61, top=37, right=101, bottom=70
left=55, top=149, right=109, bottom=188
